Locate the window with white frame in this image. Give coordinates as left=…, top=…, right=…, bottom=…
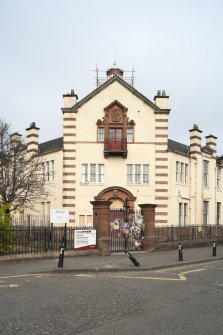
left=98, top=128, right=104, bottom=142
left=143, top=164, right=149, bottom=184
left=179, top=202, right=188, bottom=226
left=98, top=164, right=104, bottom=183
left=217, top=167, right=221, bottom=191
left=203, top=160, right=209, bottom=188
left=127, top=128, right=134, bottom=142
left=43, top=160, right=55, bottom=181
left=183, top=203, right=188, bottom=226
left=179, top=203, right=183, bottom=226
left=81, top=164, right=104, bottom=184
left=185, top=164, right=188, bottom=184
left=176, top=161, right=180, bottom=182
left=180, top=163, right=184, bottom=183
left=176, top=161, right=188, bottom=184
left=46, top=161, right=50, bottom=181
left=217, top=202, right=221, bottom=225
left=81, top=164, right=88, bottom=183
left=127, top=164, right=149, bottom=184
left=203, top=201, right=209, bottom=225
left=135, top=164, right=141, bottom=183
left=127, top=164, right=133, bottom=183
left=90, top=164, right=96, bottom=183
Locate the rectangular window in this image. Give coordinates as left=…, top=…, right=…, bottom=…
left=203, top=201, right=209, bottom=225
left=185, top=164, right=188, bottom=184
left=81, top=164, right=88, bottom=183
left=98, top=128, right=104, bottom=142
left=46, top=161, right=50, bottom=181
left=183, top=203, right=188, bottom=226
left=50, top=160, right=54, bottom=181
left=98, top=164, right=104, bottom=183
left=143, top=164, right=149, bottom=184
left=127, top=128, right=134, bottom=142
left=42, top=162, right=45, bottom=180
left=90, top=164, right=96, bottom=183
left=180, top=163, right=184, bottom=183
left=135, top=164, right=141, bottom=183
left=179, top=203, right=183, bottom=226
left=127, top=164, right=149, bottom=184
left=81, top=164, right=104, bottom=184
left=203, top=160, right=209, bottom=188
left=217, top=168, right=221, bottom=191
left=127, top=164, right=133, bottom=183
left=217, top=202, right=221, bottom=225
left=176, top=161, right=180, bottom=182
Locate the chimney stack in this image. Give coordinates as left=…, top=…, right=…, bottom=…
left=26, top=122, right=39, bottom=154
left=63, top=89, right=78, bottom=108
left=154, top=90, right=169, bottom=109
left=189, top=124, right=202, bottom=156
left=10, top=132, right=22, bottom=145
left=205, top=134, right=217, bottom=158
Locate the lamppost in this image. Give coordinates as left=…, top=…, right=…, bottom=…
left=122, top=197, right=130, bottom=250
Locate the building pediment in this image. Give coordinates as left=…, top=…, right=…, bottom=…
left=62, top=76, right=160, bottom=114
left=104, top=100, right=128, bottom=112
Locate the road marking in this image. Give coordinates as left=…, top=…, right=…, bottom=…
left=74, top=274, right=95, bottom=277
left=0, top=273, right=49, bottom=280
left=0, top=284, right=18, bottom=288
left=111, top=268, right=206, bottom=282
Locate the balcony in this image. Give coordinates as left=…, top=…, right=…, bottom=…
left=104, top=138, right=127, bottom=158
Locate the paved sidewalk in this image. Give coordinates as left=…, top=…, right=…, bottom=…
left=1, top=245, right=223, bottom=276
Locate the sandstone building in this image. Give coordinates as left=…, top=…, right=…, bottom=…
left=20, top=66, right=223, bottom=227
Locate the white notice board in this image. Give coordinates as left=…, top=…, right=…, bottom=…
left=50, top=209, right=69, bottom=225
left=74, top=230, right=96, bottom=250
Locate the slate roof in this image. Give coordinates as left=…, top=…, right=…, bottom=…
left=38, top=137, right=63, bottom=154
left=217, top=155, right=223, bottom=165
left=38, top=136, right=191, bottom=156
left=38, top=136, right=221, bottom=161
left=201, top=145, right=213, bottom=155
left=168, top=139, right=190, bottom=156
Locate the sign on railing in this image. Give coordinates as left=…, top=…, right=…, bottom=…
left=74, top=230, right=96, bottom=250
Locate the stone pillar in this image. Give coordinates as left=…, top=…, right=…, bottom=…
left=90, top=200, right=112, bottom=255
left=139, top=204, right=157, bottom=250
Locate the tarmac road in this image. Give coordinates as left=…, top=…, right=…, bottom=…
left=1, top=260, right=223, bottom=335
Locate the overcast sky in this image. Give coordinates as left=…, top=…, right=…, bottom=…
left=1, top=0, right=223, bottom=153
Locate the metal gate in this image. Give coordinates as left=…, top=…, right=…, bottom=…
left=110, top=208, right=144, bottom=252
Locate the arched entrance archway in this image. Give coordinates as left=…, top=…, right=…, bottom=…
left=95, top=186, right=136, bottom=209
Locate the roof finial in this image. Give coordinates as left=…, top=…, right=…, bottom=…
left=114, top=48, right=117, bottom=67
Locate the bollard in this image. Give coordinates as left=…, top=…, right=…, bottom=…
left=178, top=243, right=183, bottom=261
left=212, top=242, right=217, bottom=257
left=58, top=247, right=65, bottom=268
left=124, top=250, right=140, bottom=267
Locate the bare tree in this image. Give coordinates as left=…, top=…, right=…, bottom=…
left=0, top=119, right=48, bottom=212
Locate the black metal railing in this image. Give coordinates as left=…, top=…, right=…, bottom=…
left=0, top=226, right=92, bottom=256
left=11, top=214, right=50, bottom=226
left=155, top=224, right=223, bottom=243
